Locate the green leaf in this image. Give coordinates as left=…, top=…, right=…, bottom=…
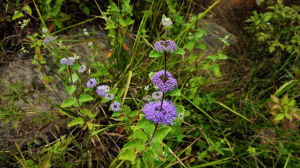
left=136, top=115, right=155, bottom=136
left=274, top=113, right=284, bottom=121
left=168, top=88, right=181, bottom=96
left=12, top=11, right=24, bottom=20
left=66, top=85, right=76, bottom=95
left=130, top=128, right=148, bottom=143
left=68, top=117, right=84, bottom=128
left=61, top=97, right=76, bottom=107
left=149, top=72, right=155, bottom=79
left=23, top=5, right=32, bottom=15
left=79, top=94, right=93, bottom=103
left=69, top=73, right=79, bottom=83
left=184, top=40, right=196, bottom=51
left=119, top=149, right=136, bottom=162
left=80, top=108, right=94, bottom=118
left=123, top=138, right=145, bottom=152
left=112, top=112, right=121, bottom=117
left=149, top=50, right=163, bottom=58
left=197, top=43, right=207, bottom=50
left=173, top=48, right=185, bottom=55
left=143, top=148, right=155, bottom=167
left=150, top=142, right=163, bottom=155
left=152, top=126, right=171, bottom=143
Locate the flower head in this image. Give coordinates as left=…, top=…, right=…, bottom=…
left=154, top=40, right=177, bottom=53
left=151, top=70, right=177, bottom=93
left=44, top=36, right=54, bottom=44
left=87, top=78, right=97, bottom=88
left=105, top=93, right=114, bottom=101
left=79, top=65, right=86, bottom=73
left=161, top=17, right=173, bottom=27
left=143, top=100, right=177, bottom=125
left=111, top=102, right=120, bottom=112
left=144, top=95, right=151, bottom=102
left=96, top=85, right=110, bottom=96
left=152, top=91, right=163, bottom=100
left=60, top=57, right=75, bottom=66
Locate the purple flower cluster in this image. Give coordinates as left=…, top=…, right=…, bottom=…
left=143, top=100, right=177, bottom=125
left=154, top=40, right=177, bottom=53
left=60, top=57, right=75, bottom=66
left=151, top=70, right=177, bottom=93
left=105, top=93, right=114, bottom=100
left=96, top=85, right=110, bottom=96
left=111, top=102, right=120, bottom=112
left=44, top=36, right=54, bottom=44
left=86, top=78, right=97, bottom=88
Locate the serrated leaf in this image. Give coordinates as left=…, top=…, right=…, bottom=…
left=119, top=149, right=136, bottom=162
left=173, top=48, right=185, bottom=55
left=68, top=117, right=84, bottom=128
left=149, top=72, right=155, bottom=79
left=123, top=138, right=145, bottom=152
left=69, top=73, right=79, bottom=83
left=184, top=40, right=196, bottom=51
left=152, top=126, right=171, bottom=143
left=66, top=85, right=76, bottom=95
left=80, top=108, right=94, bottom=118
left=112, top=112, right=121, bottom=117
left=197, top=43, right=207, bottom=50
left=23, top=5, right=32, bottom=15
left=12, top=11, right=24, bottom=20
left=168, top=88, right=181, bottom=96
left=79, top=94, right=93, bottom=103
left=136, top=115, right=155, bottom=136
left=143, top=148, right=155, bottom=167
left=61, top=97, right=76, bottom=107
left=274, top=113, right=284, bottom=121
left=149, top=50, right=163, bottom=58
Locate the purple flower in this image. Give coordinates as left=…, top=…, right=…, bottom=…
left=151, top=70, right=177, bottom=93
left=111, top=102, right=120, bottom=112
left=44, top=36, right=54, bottom=44
left=60, top=57, right=75, bottom=66
left=143, top=100, right=177, bottom=125
left=79, top=65, right=86, bottom=73
left=96, top=85, right=109, bottom=96
left=154, top=40, right=177, bottom=53
left=87, top=78, right=97, bottom=88
left=105, top=93, right=114, bottom=100
left=152, top=91, right=163, bottom=100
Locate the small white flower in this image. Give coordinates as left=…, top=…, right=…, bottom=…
left=73, top=54, right=80, bottom=59
left=154, top=85, right=159, bottom=90
left=152, top=91, right=163, bottom=100
left=79, top=65, right=86, bottom=73
left=161, top=17, right=173, bottom=27
left=144, top=85, right=149, bottom=91
left=88, top=41, right=93, bottom=46
left=83, top=28, right=89, bottom=36
left=42, top=27, right=48, bottom=33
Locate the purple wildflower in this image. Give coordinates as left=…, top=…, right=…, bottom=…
left=111, top=102, right=120, bottom=112
left=152, top=91, right=163, bottom=100
left=86, top=78, right=97, bottom=88
left=143, top=100, right=177, bottom=125
left=105, top=93, right=114, bottom=101
left=79, top=65, right=86, bottom=73
left=151, top=70, right=177, bottom=93
left=96, top=85, right=109, bottom=96
left=60, top=57, right=75, bottom=66
left=44, top=36, right=54, bottom=44
left=154, top=40, right=177, bottom=53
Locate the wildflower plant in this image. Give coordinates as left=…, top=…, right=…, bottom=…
left=117, top=15, right=186, bottom=165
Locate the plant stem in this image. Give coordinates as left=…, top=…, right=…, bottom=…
left=68, top=66, right=81, bottom=108
left=146, top=123, right=158, bottom=146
